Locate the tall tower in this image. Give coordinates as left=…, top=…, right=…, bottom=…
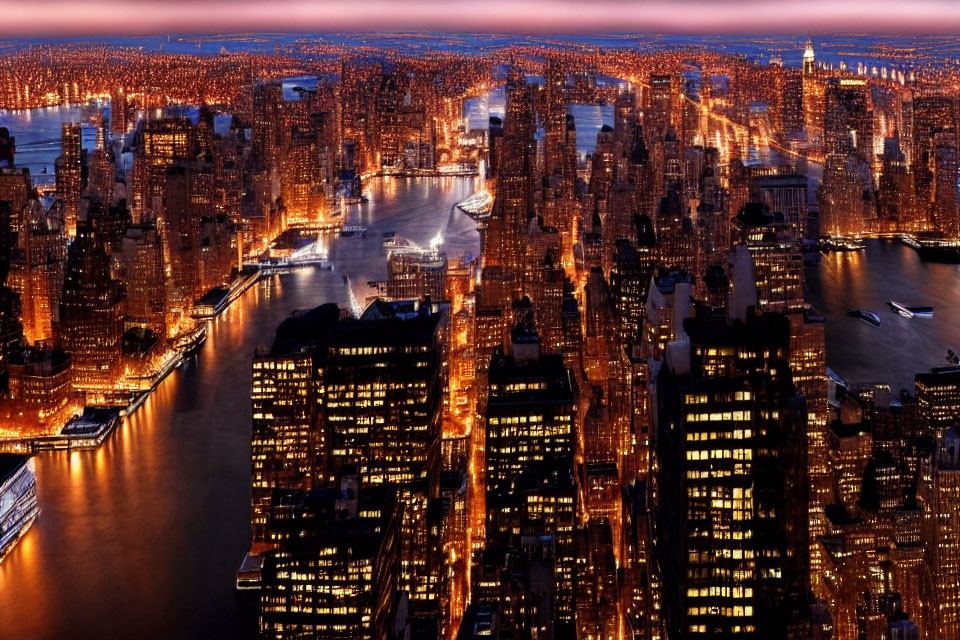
left=802, top=37, right=825, bottom=150
left=803, top=37, right=816, bottom=76
left=55, top=123, right=82, bottom=237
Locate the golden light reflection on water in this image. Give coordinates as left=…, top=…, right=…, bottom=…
left=0, top=176, right=479, bottom=640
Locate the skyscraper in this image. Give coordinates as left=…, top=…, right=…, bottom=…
left=55, top=123, right=82, bottom=237
left=251, top=298, right=448, bottom=618
left=59, top=217, right=125, bottom=399
left=259, top=477, right=402, bottom=640
left=656, top=310, right=809, bottom=639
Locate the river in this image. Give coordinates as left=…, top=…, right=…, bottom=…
left=2, top=99, right=959, bottom=638
left=806, top=239, right=960, bottom=395
left=0, top=175, right=480, bottom=640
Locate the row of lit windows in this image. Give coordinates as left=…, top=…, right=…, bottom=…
left=686, top=449, right=753, bottom=461
left=686, top=411, right=752, bottom=423
left=684, top=391, right=752, bottom=404
left=687, top=429, right=753, bottom=441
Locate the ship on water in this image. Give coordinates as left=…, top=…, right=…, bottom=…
left=888, top=301, right=934, bottom=318
left=901, top=232, right=960, bottom=263
left=819, top=235, right=865, bottom=252
left=0, top=454, right=39, bottom=561
left=847, top=309, right=881, bottom=326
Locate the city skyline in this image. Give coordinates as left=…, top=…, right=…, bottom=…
left=0, top=21, right=959, bottom=640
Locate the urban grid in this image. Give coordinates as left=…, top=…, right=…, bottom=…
left=0, top=21, right=958, bottom=640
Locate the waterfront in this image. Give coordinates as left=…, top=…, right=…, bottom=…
left=807, top=239, right=960, bottom=394
left=0, top=72, right=958, bottom=640
left=0, top=175, right=480, bottom=640
left=1, top=192, right=955, bottom=638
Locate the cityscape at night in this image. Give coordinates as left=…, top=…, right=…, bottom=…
left=3, top=4, right=960, bottom=639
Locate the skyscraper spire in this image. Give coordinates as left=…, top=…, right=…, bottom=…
left=803, top=34, right=816, bottom=75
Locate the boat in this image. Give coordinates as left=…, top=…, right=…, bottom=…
left=236, top=552, right=264, bottom=590
left=907, top=305, right=933, bottom=317
left=176, top=325, right=207, bottom=358
left=887, top=301, right=915, bottom=318
left=340, top=225, right=367, bottom=238
left=820, top=236, right=865, bottom=252
left=847, top=309, right=881, bottom=327
left=0, top=454, right=40, bottom=561
left=382, top=231, right=397, bottom=246
left=901, top=232, right=960, bottom=263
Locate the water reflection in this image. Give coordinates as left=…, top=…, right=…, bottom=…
left=0, top=176, right=477, bottom=640
left=807, top=239, right=960, bottom=394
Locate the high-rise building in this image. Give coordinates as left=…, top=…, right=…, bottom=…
left=921, top=426, right=960, bottom=640
left=656, top=310, right=809, bottom=639
left=1, top=346, right=72, bottom=436
left=132, top=117, right=195, bottom=222
left=486, top=70, right=536, bottom=300
left=251, top=298, right=448, bottom=615
left=59, top=218, right=125, bottom=399
left=824, top=78, right=873, bottom=161
left=55, top=123, right=82, bottom=237
left=753, top=174, right=808, bottom=236
left=732, top=203, right=805, bottom=314
left=0, top=167, right=34, bottom=235
left=485, top=317, right=578, bottom=497
left=913, top=96, right=956, bottom=214
left=386, top=249, right=448, bottom=301
left=7, top=199, right=66, bottom=346
left=802, top=38, right=825, bottom=149
left=259, top=476, right=402, bottom=640
left=648, top=74, right=675, bottom=142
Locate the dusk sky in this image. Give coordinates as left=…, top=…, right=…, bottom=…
left=6, top=0, right=960, bottom=36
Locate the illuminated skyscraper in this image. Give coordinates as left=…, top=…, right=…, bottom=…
left=913, top=96, right=956, bottom=222
left=542, top=59, right=568, bottom=182
left=732, top=203, right=805, bottom=314
left=824, top=78, right=873, bottom=161
left=259, top=477, right=402, bottom=640
left=754, top=174, right=808, bottom=237
left=59, top=218, right=125, bottom=399
left=486, top=69, right=535, bottom=296
left=386, top=249, right=448, bottom=302
left=0, top=167, right=34, bottom=235
left=802, top=38, right=825, bottom=149
left=251, top=298, right=447, bottom=615
left=921, top=425, right=960, bottom=640
left=162, top=163, right=213, bottom=327
left=7, top=199, right=66, bottom=345
left=55, top=123, right=82, bottom=237
left=250, top=310, right=324, bottom=545
left=656, top=310, right=809, bottom=639
left=132, top=117, right=195, bottom=222
left=609, top=230, right=657, bottom=346
left=648, top=74, right=675, bottom=143
left=1, top=346, right=72, bottom=436
left=485, top=311, right=578, bottom=624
